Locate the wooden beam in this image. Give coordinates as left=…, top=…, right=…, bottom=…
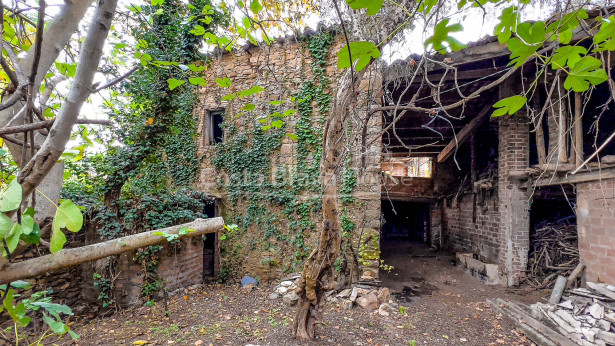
left=533, top=167, right=615, bottom=187
left=437, top=102, right=493, bottom=163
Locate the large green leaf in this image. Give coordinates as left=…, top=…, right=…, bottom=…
left=0, top=213, right=13, bottom=237
left=188, top=77, right=207, bottom=86
left=492, top=95, right=527, bottom=117
left=20, top=223, right=41, bottom=245
left=167, top=79, right=186, bottom=91
left=493, top=6, right=519, bottom=44
left=237, top=86, right=265, bottom=98
left=547, top=9, right=587, bottom=44
left=550, top=46, right=586, bottom=69
left=594, top=15, right=615, bottom=51
left=564, top=56, right=608, bottom=92
left=0, top=179, right=22, bottom=212
left=2, top=223, right=21, bottom=255
left=337, top=41, right=381, bottom=71
left=54, top=200, right=83, bottom=233
left=424, top=19, right=465, bottom=54
left=345, top=0, right=383, bottom=15
left=506, top=22, right=545, bottom=67
left=49, top=228, right=66, bottom=254
left=250, top=0, right=263, bottom=14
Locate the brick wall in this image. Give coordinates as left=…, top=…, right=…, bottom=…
left=82, top=238, right=205, bottom=307
left=443, top=192, right=500, bottom=263
left=498, top=111, right=531, bottom=285
left=577, top=179, right=615, bottom=284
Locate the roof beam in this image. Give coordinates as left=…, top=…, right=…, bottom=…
left=437, top=101, right=493, bottom=163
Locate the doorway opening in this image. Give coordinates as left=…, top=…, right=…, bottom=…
left=203, top=201, right=217, bottom=280
left=381, top=200, right=431, bottom=244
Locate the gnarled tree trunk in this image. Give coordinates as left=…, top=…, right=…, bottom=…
left=292, top=1, right=414, bottom=339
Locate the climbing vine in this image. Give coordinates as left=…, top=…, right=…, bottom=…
left=212, top=32, right=338, bottom=274
left=62, top=0, right=222, bottom=300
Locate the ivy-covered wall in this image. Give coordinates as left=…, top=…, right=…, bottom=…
left=195, top=32, right=383, bottom=282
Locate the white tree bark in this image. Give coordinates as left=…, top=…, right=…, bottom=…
left=0, top=0, right=93, bottom=222
left=18, top=0, right=117, bottom=202
left=0, top=217, right=224, bottom=284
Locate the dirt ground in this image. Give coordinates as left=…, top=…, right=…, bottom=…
left=49, top=244, right=546, bottom=345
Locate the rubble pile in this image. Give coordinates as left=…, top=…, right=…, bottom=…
left=527, top=219, right=579, bottom=289
left=490, top=282, right=615, bottom=346
left=270, top=277, right=399, bottom=316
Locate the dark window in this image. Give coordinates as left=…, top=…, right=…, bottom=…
left=207, top=110, right=224, bottom=144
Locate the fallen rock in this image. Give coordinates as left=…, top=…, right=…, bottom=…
left=378, top=287, right=390, bottom=304
left=356, top=292, right=379, bottom=311
left=283, top=291, right=299, bottom=306
left=378, top=302, right=395, bottom=316
left=337, top=288, right=352, bottom=298
left=341, top=299, right=353, bottom=310
left=279, top=281, right=293, bottom=287
left=269, top=292, right=281, bottom=300
left=276, top=286, right=288, bottom=295
left=349, top=287, right=359, bottom=302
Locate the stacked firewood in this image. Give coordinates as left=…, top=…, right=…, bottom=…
left=527, top=218, right=579, bottom=288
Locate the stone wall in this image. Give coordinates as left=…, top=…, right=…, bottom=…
left=577, top=178, right=615, bottom=284
left=195, top=34, right=382, bottom=282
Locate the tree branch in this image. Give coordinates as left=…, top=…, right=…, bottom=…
left=17, top=0, right=118, bottom=197
left=92, top=66, right=139, bottom=93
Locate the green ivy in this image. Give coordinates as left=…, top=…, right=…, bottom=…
left=212, top=32, right=336, bottom=272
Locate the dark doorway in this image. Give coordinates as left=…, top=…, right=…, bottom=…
left=381, top=200, right=430, bottom=243
left=203, top=202, right=217, bottom=280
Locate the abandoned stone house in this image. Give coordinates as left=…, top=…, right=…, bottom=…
left=11, top=24, right=615, bottom=310
left=194, top=27, right=615, bottom=290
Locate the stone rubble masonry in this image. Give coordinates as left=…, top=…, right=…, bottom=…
left=195, top=35, right=382, bottom=281
left=577, top=178, right=615, bottom=285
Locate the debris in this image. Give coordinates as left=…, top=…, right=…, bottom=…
left=241, top=276, right=258, bottom=287
left=549, top=276, right=567, bottom=304
left=356, top=292, right=379, bottom=311
left=349, top=287, right=359, bottom=302
left=282, top=291, right=299, bottom=306
left=527, top=219, right=578, bottom=289
left=490, top=281, right=615, bottom=345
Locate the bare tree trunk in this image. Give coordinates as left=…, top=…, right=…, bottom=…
left=291, top=1, right=413, bottom=339
left=0, top=217, right=224, bottom=284
left=293, top=69, right=360, bottom=340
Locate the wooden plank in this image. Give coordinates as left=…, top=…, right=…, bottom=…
left=534, top=167, right=615, bottom=187
left=437, top=103, right=493, bottom=163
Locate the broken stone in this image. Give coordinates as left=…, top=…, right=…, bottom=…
left=341, top=299, right=353, bottom=310
left=356, top=292, right=379, bottom=311
left=269, top=292, right=280, bottom=300
left=378, top=303, right=395, bottom=317
left=557, top=300, right=574, bottom=309
left=377, top=288, right=390, bottom=304
left=349, top=287, right=359, bottom=302
left=598, top=319, right=611, bottom=331
left=337, top=288, right=352, bottom=298
left=276, top=286, right=288, bottom=295
left=279, top=281, right=293, bottom=287
left=588, top=303, right=604, bottom=319
left=282, top=291, right=299, bottom=306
